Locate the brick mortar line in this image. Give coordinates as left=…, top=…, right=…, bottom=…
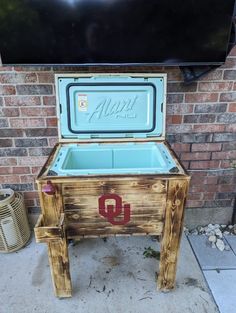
left=2, top=94, right=55, bottom=96
left=0, top=126, right=57, bottom=128
left=0, top=70, right=47, bottom=73
left=0, top=82, right=54, bottom=85
left=5, top=116, right=57, bottom=119
left=169, top=91, right=221, bottom=94
left=2, top=105, right=56, bottom=107
left=189, top=168, right=236, bottom=173
left=12, top=137, right=51, bottom=142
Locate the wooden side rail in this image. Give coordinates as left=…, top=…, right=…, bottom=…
left=34, top=213, right=65, bottom=243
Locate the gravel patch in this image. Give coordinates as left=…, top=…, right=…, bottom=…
left=185, top=224, right=236, bottom=252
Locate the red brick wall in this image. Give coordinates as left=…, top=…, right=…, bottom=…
left=0, top=49, right=236, bottom=225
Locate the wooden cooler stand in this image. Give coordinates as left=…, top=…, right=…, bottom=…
left=34, top=73, right=190, bottom=298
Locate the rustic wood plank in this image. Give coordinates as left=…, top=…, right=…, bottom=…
left=37, top=184, right=57, bottom=226
left=163, top=141, right=188, bottom=176
left=64, top=201, right=165, bottom=211
left=65, top=205, right=164, bottom=213
left=37, top=184, right=72, bottom=297
left=59, top=137, right=166, bottom=144
left=64, top=193, right=166, bottom=205
left=48, top=239, right=72, bottom=298
left=67, top=222, right=163, bottom=237
left=65, top=211, right=163, bottom=221
left=38, top=183, right=64, bottom=225
left=62, top=179, right=167, bottom=196
left=37, top=143, right=61, bottom=179
left=67, top=220, right=163, bottom=230
left=65, top=214, right=164, bottom=230
left=34, top=214, right=65, bottom=243
left=35, top=226, right=63, bottom=243
left=158, top=179, right=189, bottom=291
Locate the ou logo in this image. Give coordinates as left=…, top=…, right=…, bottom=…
left=98, top=194, right=131, bottom=225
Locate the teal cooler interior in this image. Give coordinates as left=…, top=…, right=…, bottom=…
left=50, top=75, right=178, bottom=176
left=50, top=142, right=177, bottom=175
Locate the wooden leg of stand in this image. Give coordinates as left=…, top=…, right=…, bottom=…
left=48, top=239, right=72, bottom=298
left=158, top=179, right=188, bottom=291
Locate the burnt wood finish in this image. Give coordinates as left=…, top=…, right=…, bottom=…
left=158, top=179, right=189, bottom=291
left=37, top=183, right=72, bottom=298
left=34, top=140, right=190, bottom=298
left=34, top=214, right=65, bottom=243
left=47, top=239, right=72, bottom=298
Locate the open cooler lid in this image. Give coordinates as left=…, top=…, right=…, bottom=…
left=56, top=74, right=166, bottom=139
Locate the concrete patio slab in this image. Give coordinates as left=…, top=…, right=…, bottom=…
left=0, top=234, right=218, bottom=313
left=203, top=270, right=236, bottom=313
left=188, top=235, right=236, bottom=270
left=224, top=235, right=236, bottom=255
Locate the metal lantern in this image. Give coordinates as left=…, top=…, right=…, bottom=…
left=0, top=189, right=30, bottom=253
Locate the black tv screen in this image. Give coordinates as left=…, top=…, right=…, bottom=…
left=0, top=0, right=235, bottom=66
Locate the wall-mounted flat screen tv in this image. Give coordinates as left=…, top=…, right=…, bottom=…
left=0, top=0, right=235, bottom=66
